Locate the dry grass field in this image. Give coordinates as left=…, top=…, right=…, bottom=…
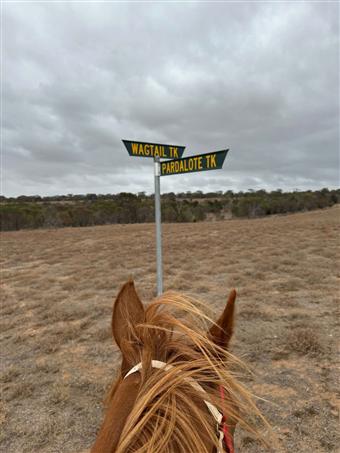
left=1, top=206, right=339, bottom=453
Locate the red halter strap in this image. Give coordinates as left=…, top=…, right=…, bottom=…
left=219, top=386, right=234, bottom=453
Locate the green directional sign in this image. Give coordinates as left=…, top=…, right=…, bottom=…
left=122, top=140, right=185, bottom=160
left=160, top=149, right=229, bottom=176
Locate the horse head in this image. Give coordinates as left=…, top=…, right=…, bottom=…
left=91, top=280, right=265, bottom=453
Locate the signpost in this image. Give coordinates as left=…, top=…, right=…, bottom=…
left=123, top=140, right=186, bottom=296
left=122, top=139, right=229, bottom=296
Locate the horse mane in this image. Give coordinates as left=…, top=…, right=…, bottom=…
left=108, top=291, right=270, bottom=453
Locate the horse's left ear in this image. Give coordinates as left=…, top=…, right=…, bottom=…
left=112, top=280, right=145, bottom=370
left=208, top=289, right=236, bottom=349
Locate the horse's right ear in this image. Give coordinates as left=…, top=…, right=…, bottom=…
left=112, top=280, right=145, bottom=359
left=208, top=289, right=236, bottom=350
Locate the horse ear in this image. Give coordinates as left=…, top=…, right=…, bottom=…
left=208, top=289, right=236, bottom=349
left=112, top=280, right=145, bottom=367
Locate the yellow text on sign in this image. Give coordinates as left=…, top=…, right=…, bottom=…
left=131, top=143, right=179, bottom=158
left=161, top=154, right=218, bottom=175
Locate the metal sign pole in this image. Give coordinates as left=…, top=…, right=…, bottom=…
left=154, top=156, right=163, bottom=295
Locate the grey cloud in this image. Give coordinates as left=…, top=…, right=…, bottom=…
left=3, top=2, right=339, bottom=196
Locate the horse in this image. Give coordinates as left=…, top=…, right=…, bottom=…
left=91, top=281, right=268, bottom=453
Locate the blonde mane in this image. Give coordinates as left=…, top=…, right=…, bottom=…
left=107, top=291, right=270, bottom=453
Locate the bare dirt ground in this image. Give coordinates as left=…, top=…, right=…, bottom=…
left=1, top=206, right=339, bottom=453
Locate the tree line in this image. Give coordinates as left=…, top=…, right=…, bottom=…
left=0, top=188, right=339, bottom=231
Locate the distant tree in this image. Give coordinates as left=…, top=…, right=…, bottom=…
left=86, top=193, right=97, bottom=201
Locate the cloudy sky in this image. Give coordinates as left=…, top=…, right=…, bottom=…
left=2, top=1, right=339, bottom=196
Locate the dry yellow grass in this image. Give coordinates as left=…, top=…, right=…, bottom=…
left=1, top=206, right=339, bottom=452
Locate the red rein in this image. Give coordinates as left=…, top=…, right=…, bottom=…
left=219, top=386, right=234, bottom=453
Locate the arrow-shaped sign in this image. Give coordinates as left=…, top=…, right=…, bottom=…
left=122, top=140, right=185, bottom=160
left=160, top=149, right=229, bottom=176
